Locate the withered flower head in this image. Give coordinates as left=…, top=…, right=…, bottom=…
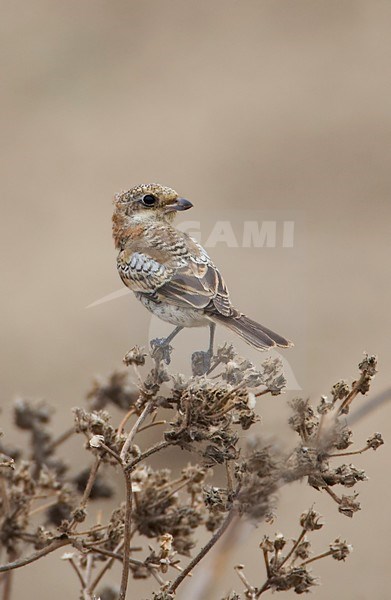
left=87, top=371, right=139, bottom=410
left=300, top=508, right=323, bottom=531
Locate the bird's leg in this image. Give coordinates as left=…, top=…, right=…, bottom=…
left=207, top=322, right=216, bottom=358
left=150, top=326, right=184, bottom=365
left=191, top=322, right=216, bottom=376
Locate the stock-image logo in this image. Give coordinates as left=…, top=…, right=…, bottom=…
left=178, top=219, right=295, bottom=248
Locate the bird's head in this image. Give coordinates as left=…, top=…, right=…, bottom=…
left=113, top=183, right=193, bottom=247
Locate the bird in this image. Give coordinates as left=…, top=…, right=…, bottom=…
left=112, top=183, right=292, bottom=368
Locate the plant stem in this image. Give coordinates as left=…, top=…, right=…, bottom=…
left=88, top=541, right=124, bottom=592
left=69, top=457, right=101, bottom=531
left=118, top=469, right=133, bottom=600
left=126, top=441, right=172, bottom=472
left=120, top=400, right=155, bottom=463
left=301, top=549, right=333, bottom=566
left=2, top=571, right=13, bottom=600
left=338, top=372, right=367, bottom=415
left=117, top=407, right=138, bottom=436
left=168, top=508, right=236, bottom=594
left=28, top=497, right=60, bottom=517
left=278, top=529, right=306, bottom=569
left=147, top=479, right=190, bottom=511
left=88, top=547, right=143, bottom=566
left=137, top=420, right=167, bottom=433
left=69, top=558, right=86, bottom=588
left=256, top=579, right=271, bottom=597
left=79, top=457, right=101, bottom=509
left=262, top=549, right=271, bottom=579
left=99, top=443, right=122, bottom=464
left=0, top=480, right=10, bottom=515
left=327, top=445, right=370, bottom=458
left=255, top=388, right=272, bottom=397
left=235, top=565, right=257, bottom=598
left=0, top=538, right=71, bottom=573
left=1, top=552, right=16, bottom=600
left=72, top=524, right=108, bottom=537
left=324, top=486, right=342, bottom=504
left=226, top=460, right=234, bottom=495
left=47, top=427, right=75, bottom=451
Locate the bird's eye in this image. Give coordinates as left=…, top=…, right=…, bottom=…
left=141, top=194, right=157, bottom=207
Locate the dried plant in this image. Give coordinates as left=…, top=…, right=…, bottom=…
left=0, top=345, right=383, bottom=599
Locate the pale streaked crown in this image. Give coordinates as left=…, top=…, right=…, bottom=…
left=114, top=183, right=179, bottom=207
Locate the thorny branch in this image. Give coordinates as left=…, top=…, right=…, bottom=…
left=0, top=347, right=384, bottom=600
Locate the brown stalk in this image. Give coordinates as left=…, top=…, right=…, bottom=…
left=69, top=457, right=101, bottom=531
left=118, top=469, right=133, bottom=600
left=0, top=538, right=71, bottom=573
left=120, top=399, right=155, bottom=463
left=168, top=507, right=237, bottom=594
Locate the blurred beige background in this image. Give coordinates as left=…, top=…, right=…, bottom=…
left=1, top=1, right=390, bottom=599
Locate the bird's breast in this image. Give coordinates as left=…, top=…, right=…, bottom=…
left=136, top=294, right=209, bottom=328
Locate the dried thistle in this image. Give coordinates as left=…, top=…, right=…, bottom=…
left=0, top=348, right=383, bottom=600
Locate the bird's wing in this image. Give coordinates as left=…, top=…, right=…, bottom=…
left=118, top=236, right=234, bottom=316
left=156, top=257, right=235, bottom=316
left=117, top=251, right=174, bottom=292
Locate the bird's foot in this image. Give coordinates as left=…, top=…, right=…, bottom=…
left=150, top=337, right=173, bottom=365
left=191, top=350, right=212, bottom=376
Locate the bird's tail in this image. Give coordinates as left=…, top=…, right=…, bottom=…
left=210, top=313, right=293, bottom=350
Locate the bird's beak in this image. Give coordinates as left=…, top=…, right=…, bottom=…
left=165, top=197, right=193, bottom=212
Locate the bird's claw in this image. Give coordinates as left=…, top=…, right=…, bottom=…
left=150, top=337, right=173, bottom=365
left=191, top=350, right=212, bottom=376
